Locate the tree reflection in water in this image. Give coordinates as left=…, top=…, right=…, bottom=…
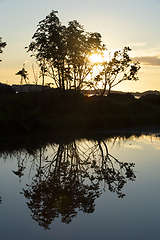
left=14, top=138, right=136, bottom=229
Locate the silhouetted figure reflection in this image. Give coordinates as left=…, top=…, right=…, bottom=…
left=21, top=139, right=136, bottom=229
left=12, top=166, right=25, bottom=180
left=12, top=150, right=27, bottom=182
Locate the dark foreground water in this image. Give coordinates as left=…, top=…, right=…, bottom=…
left=0, top=133, right=160, bottom=240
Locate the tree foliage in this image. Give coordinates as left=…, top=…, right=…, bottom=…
left=27, top=10, right=140, bottom=102
left=86, top=47, right=140, bottom=104
left=27, top=10, right=106, bottom=90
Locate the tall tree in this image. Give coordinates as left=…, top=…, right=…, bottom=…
left=27, top=10, right=105, bottom=91
left=0, top=37, right=7, bottom=62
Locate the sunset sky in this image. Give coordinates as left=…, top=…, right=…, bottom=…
left=0, top=0, right=160, bottom=92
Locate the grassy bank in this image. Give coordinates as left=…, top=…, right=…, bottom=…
left=0, top=89, right=160, bottom=137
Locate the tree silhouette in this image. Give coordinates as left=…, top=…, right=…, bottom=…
left=26, top=11, right=140, bottom=102
left=21, top=139, right=136, bottom=229
left=87, top=47, right=140, bottom=105
left=27, top=10, right=105, bottom=93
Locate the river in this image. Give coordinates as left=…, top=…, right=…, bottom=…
left=0, top=132, right=160, bottom=240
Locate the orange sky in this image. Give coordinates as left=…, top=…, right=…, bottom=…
left=1, top=0, right=160, bottom=93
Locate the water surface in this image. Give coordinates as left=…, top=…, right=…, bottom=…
left=0, top=134, right=160, bottom=240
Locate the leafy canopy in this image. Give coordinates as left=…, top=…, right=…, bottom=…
left=27, top=10, right=140, bottom=97
left=27, top=10, right=106, bottom=89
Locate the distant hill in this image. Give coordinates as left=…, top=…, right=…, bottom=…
left=130, top=90, right=160, bottom=97
left=82, top=89, right=160, bottom=97
left=1, top=82, right=159, bottom=97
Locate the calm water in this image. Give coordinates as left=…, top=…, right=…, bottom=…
left=0, top=133, right=160, bottom=240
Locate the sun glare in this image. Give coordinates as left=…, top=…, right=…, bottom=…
left=89, top=51, right=110, bottom=64
left=90, top=53, right=103, bottom=63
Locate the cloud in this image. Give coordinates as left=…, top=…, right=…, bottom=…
left=133, top=56, right=160, bottom=66
left=131, top=45, right=160, bottom=58
left=129, top=42, right=147, bottom=47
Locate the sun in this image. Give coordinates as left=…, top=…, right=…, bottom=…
left=89, top=53, right=103, bottom=63
left=89, top=51, right=110, bottom=64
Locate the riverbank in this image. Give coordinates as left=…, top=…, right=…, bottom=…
left=0, top=90, right=160, bottom=139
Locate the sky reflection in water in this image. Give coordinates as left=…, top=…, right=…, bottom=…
left=0, top=134, right=160, bottom=240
